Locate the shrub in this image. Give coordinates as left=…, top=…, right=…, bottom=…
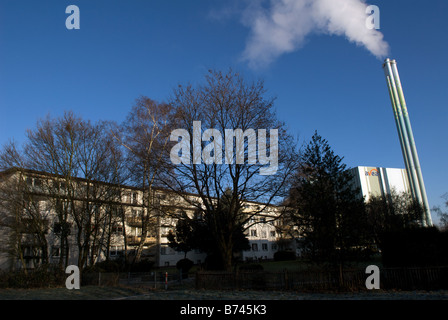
left=129, top=259, right=154, bottom=272
left=0, top=265, right=65, bottom=289
left=274, top=250, right=296, bottom=261
left=381, top=227, right=448, bottom=267
left=239, top=263, right=264, bottom=272
left=204, top=254, right=224, bottom=270
left=91, top=260, right=122, bottom=272
left=177, top=258, right=194, bottom=278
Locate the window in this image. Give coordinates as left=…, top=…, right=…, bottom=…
left=132, top=192, right=138, bottom=205
left=38, top=200, right=47, bottom=212
left=271, top=244, right=277, bottom=251
left=34, top=178, right=42, bottom=188
left=250, top=229, right=257, bottom=237
left=270, top=231, right=276, bottom=238
left=51, top=246, right=60, bottom=257
left=26, top=177, right=33, bottom=186
left=131, top=209, right=142, bottom=218
left=261, top=231, right=267, bottom=239
left=161, top=246, right=175, bottom=255
left=251, top=243, right=258, bottom=251
left=125, top=192, right=131, bottom=203
left=112, top=226, right=123, bottom=234
left=262, top=243, right=268, bottom=251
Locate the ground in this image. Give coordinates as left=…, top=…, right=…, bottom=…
left=0, top=285, right=447, bottom=300
left=1, top=259, right=447, bottom=300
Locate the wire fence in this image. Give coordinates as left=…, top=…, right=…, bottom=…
left=3, top=266, right=447, bottom=291
left=195, top=266, right=448, bottom=291
left=81, top=270, right=192, bottom=289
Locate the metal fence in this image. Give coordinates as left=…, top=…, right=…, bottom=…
left=195, top=266, right=448, bottom=291
left=79, top=266, right=448, bottom=291
left=81, top=270, right=188, bottom=288
left=381, top=266, right=448, bottom=291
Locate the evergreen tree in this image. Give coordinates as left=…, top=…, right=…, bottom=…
left=288, top=131, right=370, bottom=265
left=167, top=211, right=195, bottom=259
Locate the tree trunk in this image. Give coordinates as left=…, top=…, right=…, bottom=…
left=220, top=238, right=234, bottom=272
left=134, top=238, right=145, bottom=263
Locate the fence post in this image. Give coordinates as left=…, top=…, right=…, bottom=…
left=235, top=269, right=238, bottom=290
left=339, top=264, right=343, bottom=289
left=284, top=269, right=288, bottom=290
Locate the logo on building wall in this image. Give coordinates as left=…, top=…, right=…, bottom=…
left=365, top=169, right=379, bottom=177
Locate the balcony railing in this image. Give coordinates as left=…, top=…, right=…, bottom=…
left=126, top=217, right=142, bottom=226
left=126, top=236, right=157, bottom=245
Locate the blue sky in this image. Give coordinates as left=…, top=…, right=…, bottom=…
left=1, top=0, right=447, bottom=223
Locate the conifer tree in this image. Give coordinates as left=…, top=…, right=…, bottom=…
left=289, top=131, right=369, bottom=265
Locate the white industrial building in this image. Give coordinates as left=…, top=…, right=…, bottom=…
left=349, top=166, right=411, bottom=202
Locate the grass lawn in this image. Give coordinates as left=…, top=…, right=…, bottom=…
left=249, top=260, right=305, bottom=272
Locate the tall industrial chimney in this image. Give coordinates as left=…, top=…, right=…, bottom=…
left=382, top=58, right=432, bottom=227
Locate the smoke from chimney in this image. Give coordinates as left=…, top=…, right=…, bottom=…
left=241, top=0, right=389, bottom=68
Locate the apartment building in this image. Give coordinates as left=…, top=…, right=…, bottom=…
left=0, top=167, right=284, bottom=271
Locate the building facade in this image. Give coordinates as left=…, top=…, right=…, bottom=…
left=349, top=166, right=411, bottom=202
left=0, top=168, right=283, bottom=271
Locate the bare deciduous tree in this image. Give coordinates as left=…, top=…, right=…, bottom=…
left=0, top=112, right=128, bottom=271
left=0, top=143, right=52, bottom=271
left=113, top=97, right=174, bottom=263
left=162, top=69, right=299, bottom=271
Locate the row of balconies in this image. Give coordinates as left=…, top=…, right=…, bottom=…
left=126, top=235, right=157, bottom=245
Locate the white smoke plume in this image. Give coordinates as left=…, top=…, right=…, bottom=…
left=241, top=0, right=389, bottom=68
